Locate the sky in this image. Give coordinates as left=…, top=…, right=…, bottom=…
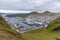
left=0, top=0, right=60, bottom=13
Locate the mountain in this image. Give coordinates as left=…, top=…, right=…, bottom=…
left=6, top=13, right=30, bottom=18
left=6, top=11, right=60, bottom=18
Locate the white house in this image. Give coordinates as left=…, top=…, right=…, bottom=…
left=14, top=24, right=21, bottom=28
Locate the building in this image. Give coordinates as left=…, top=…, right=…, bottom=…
left=34, top=22, right=45, bottom=28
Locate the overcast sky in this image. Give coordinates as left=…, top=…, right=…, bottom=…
left=0, top=0, right=60, bottom=12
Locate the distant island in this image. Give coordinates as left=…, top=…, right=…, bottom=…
left=6, top=11, right=60, bottom=18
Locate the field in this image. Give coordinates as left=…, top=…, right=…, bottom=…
left=22, top=29, right=60, bottom=40
left=0, top=30, right=19, bottom=40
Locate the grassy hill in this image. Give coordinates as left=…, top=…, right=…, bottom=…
left=6, top=13, right=30, bottom=18
left=22, top=28, right=60, bottom=40
left=47, top=16, right=60, bottom=31
left=0, top=14, right=24, bottom=40
left=0, top=24, right=24, bottom=40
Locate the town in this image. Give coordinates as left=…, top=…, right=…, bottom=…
left=4, top=11, right=60, bottom=33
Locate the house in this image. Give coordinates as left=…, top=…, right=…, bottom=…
left=34, top=22, right=44, bottom=27
left=11, top=24, right=22, bottom=30
left=26, top=19, right=34, bottom=25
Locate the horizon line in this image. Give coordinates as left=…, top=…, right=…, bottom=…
left=0, top=10, right=60, bottom=13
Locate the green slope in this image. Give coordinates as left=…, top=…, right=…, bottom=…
left=47, top=16, right=60, bottom=31
left=0, top=14, right=24, bottom=40
left=22, top=29, right=60, bottom=40
left=0, top=24, right=24, bottom=40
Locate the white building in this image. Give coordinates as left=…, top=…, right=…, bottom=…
left=14, top=24, right=21, bottom=29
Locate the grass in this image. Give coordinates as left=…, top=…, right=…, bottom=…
left=0, top=30, right=19, bottom=40
left=22, top=29, right=60, bottom=40
left=0, top=24, right=19, bottom=35
left=0, top=24, right=24, bottom=40
left=47, top=16, right=60, bottom=31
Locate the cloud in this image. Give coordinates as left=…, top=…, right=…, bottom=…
left=42, top=0, right=60, bottom=12
left=0, top=0, right=60, bottom=12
